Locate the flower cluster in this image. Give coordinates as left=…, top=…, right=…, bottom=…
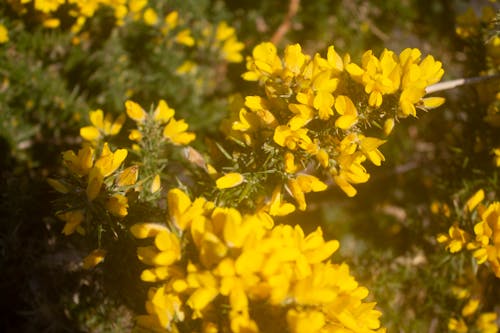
left=221, top=42, right=444, bottom=213
left=455, top=5, right=497, bottom=40
left=437, top=189, right=500, bottom=278
left=50, top=141, right=129, bottom=234
left=9, top=0, right=159, bottom=32
left=50, top=98, right=195, bottom=269
left=445, top=271, right=498, bottom=333
left=125, top=99, right=195, bottom=198
left=131, top=188, right=384, bottom=333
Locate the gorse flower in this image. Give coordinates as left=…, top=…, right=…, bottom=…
left=126, top=99, right=195, bottom=146
left=80, top=109, right=125, bottom=144
left=438, top=189, right=500, bottom=279
left=131, top=188, right=384, bottom=333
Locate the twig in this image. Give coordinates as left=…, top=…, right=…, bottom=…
left=270, top=0, right=300, bottom=45
left=425, top=73, right=500, bottom=94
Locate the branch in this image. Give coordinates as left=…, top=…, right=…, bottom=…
left=270, top=0, right=300, bottom=45
left=426, top=73, right=500, bottom=94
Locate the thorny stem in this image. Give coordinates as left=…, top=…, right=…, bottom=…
left=426, top=73, right=500, bottom=94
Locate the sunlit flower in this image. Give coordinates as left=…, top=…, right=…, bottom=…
left=80, top=109, right=125, bottom=143
left=63, top=145, right=94, bottom=177
left=437, top=224, right=470, bottom=253
left=125, top=100, right=147, bottom=123
left=163, top=118, right=196, bottom=145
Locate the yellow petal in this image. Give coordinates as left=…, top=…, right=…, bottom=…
left=216, top=173, right=244, bottom=189
left=154, top=99, right=175, bottom=124
left=47, top=178, right=69, bottom=193
left=80, top=126, right=100, bottom=141
left=86, top=167, right=103, bottom=201
left=125, top=100, right=147, bottom=123
left=465, top=189, right=484, bottom=212
left=116, top=165, right=139, bottom=186
left=333, top=175, right=357, bottom=197
left=106, top=194, right=128, bottom=217
left=130, top=223, right=169, bottom=239
left=422, top=97, right=446, bottom=109
left=151, top=174, right=161, bottom=193
left=82, top=249, right=106, bottom=269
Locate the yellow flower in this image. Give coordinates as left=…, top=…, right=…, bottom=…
left=125, top=100, right=147, bottom=123
left=268, top=185, right=296, bottom=216
left=0, top=24, right=8, bottom=44
left=476, top=313, right=498, bottom=333
left=130, top=223, right=169, bottom=239
left=471, top=202, right=500, bottom=277
left=137, top=230, right=181, bottom=266
left=383, top=118, right=395, bottom=136
left=167, top=188, right=210, bottom=231
left=465, top=189, right=485, bottom=212
left=94, top=143, right=128, bottom=177
left=493, top=148, right=500, bottom=167
left=216, top=172, right=244, bottom=189
left=461, top=298, right=479, bottom=317
left=334, top=95, right=358, bottom=129
left=163, top=118, right=196, bottom=145
left=154, top=99, right=175, bottom=124
left=284, top=44, right=307, bottom=75
left=437, top=224, right=470, bottom=253
left=115, top=165, right=139, bottom=187
left=287, top=175, right=327, bottom=211
left=63, top=145, right=94, bottom=177
left=128, top=129, right=143, bottom=142
left=82, top=249, right=106, bottom=269
left=143, top=8, right=158, bottom=26
left=86, top=166, right=104, bottom=201
left=175, top=29, right=195, bottom=47
left=242, top=42, right=282, bottom=81
left=448, top=317, right=468, bottom=333
left=105, top=193, right=128, bottom=217
left=80, top=109, right=125, bottom=143
left=359, top=136, right=386, bottom=166
left=151, top=174, right=161, bottom=193
left=215, top=21, right=244, bottom=63
left=43, top=18, right=60, bottom=28
left=187, top=287, right=219, bottom=319
left=58, top=210, right=85, bottom=235
left=346, top=49, right=401, bottom=107
left=273, top=126, right=312, bottom=151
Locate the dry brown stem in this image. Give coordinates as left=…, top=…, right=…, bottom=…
left=270, top=0, right=300, bottom=45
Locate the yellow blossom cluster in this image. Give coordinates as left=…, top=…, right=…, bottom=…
left=455, top=6, right=497, bottom=40
left=10, top=0, right=160, bottom=32
left=125, top=99, right=195, bottom=147
left=131, top=188, right=385, bottom=333
left=447, top=278, right=498, bottom=333
left=437, top=189, right=500, bottom=278
left=51, top=142, right=130, bottom=235
left=222, top=42, right=444, bottom=212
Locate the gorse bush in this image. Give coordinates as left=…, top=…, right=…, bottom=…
left=1, top=0, right=500, bottom=332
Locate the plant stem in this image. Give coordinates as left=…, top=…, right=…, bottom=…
left=425, top=73, right=500, bottom=94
